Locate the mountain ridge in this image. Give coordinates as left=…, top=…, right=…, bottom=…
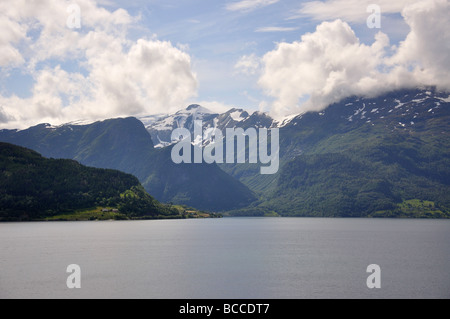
left=1, top=87, right=449, bottom=217
left=226, top=87, right=450, bottom=217
left=0, top=117, right=256, bottom=212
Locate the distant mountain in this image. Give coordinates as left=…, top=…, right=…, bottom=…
left=141, top=104, right=274, bottom=148
left=1, top=88, right=449, bottom=217
left=142, top=104, right=217, bottom=148
left=0, top=118, right=256, bottom=212
left=0, top=142, right=183, bottom=221
left=227, top=88, right=450, bottom=218
left=141, top=105, right=280, bottom=193
left=141, top=88, right=450, bottom=218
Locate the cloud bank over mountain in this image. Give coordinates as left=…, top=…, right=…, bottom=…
left=258, top=0, right=450, bottom=118
left=0, top=0, right=449, bottom=127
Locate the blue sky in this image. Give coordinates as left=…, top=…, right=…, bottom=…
left=0, top=0, right=448, bottom=128
left=101, top=0, right=340, bottom=108
left=110, top=0, right=408, bottom=108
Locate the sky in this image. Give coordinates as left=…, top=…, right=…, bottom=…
left=0, top=0, right=449, bottom=128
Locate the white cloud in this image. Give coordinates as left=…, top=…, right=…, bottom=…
left=0, top=0, right=198, bottom=129
left=234, top=54, right=261, bottom=75
left=295, top=0, right=419, bottom=22
left=386, top=0, right=450, bottom=90
left=195, top=100, right=236, bottom=114
left=258, top=20, right=389, bottom=118
left=255, top=27, right=299, bottom=32
left=0, top=106, right=13, bottom=124
left=258, top=0, right=450, bottom=118
left=226, top=0, right=280, bottom=12
left=0, top=16, right=27, bottom=67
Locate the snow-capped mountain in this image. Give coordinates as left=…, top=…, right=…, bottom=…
left=141, top=104, right=218, bottom=148
left=140, top=88, right=450, bottom=150
left=141, top=104, right=275, bottom=148
left=0, top=117, right=256, bottom=212
left=280, top=88, right=450, bottom=134
left=1, top=87, right=449, bottom=217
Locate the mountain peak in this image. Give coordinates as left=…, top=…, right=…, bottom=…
left=184, top=104, right=213, bottom=114
left=225, top=108, right=249, bottom=122
left=186, top=104, right=202, bottom=111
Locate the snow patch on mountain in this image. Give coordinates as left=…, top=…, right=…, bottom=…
left=275, top=114, right=298, bottom=128
left=439, top=95, right=450, bottom=103
left=137, top=88, right=449, bottom=149
left=229, top=110, right=247, bottom=122
left=44, top=119, right=98, bottom=130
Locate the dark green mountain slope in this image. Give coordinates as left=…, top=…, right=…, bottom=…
left=0, top=118, right=156, bottom=177
left=2, top=88, right=447, bottom=217
left=228, top=88, right=450, bottom=218
left=143, top=145, right=256, bottom=211
left=0, top=118, right=256, bottom=212
left=0, top=142, right=182, bottom=221
left=259, top=142, right=450, bottom=218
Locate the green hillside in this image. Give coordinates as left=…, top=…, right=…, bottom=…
left=0, top=142, right=218, bottom=221
left=1, top=88, right=448, bottom=218
left=227, top=89, right=450, bottom=218
left=0, top=117, right=256, bottom=212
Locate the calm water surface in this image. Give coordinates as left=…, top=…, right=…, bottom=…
left=0, top=218, right=449, bottom=299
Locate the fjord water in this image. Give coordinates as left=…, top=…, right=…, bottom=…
left=1, top=218, right=449, bottom=299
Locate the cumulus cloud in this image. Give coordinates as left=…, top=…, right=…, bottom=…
left=81, top=38, right=197, bottom=118
left=226, top=0, right=280, bottom=12
left=259, top=0, right=450, bottom=118
left=258, top=20, right=389, bottom=117
left=0, top=0, right=198, bottom=129
left=0, top=15, right=28, bottom=68
left=387, top=0, right=450, bottom=90
left=0, top=106, right=13, bottom=123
